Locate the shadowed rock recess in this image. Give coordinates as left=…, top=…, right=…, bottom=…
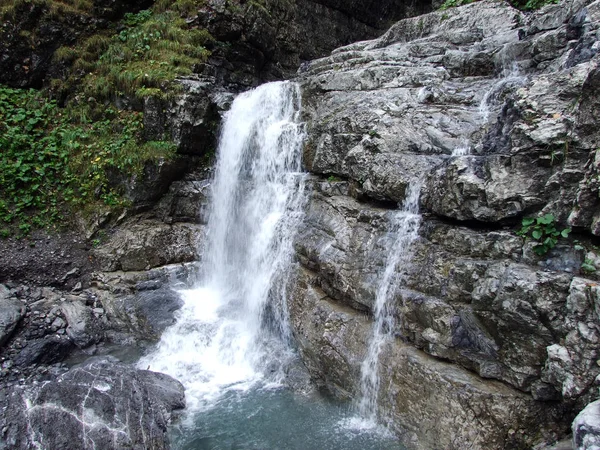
left=291, top=0, right=600, bottom=448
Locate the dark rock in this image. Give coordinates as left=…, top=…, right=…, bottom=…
left=108, top=158, right=191, bottom=212
left=2, top=358, right=184, bottom=450
left=122, top=287, right=184, bottom=338
left=0, top=0, right=150, bottom=88
left=0, top=285, right=25, bottom=347
left=154, top=178, right=211, bottom=224
left=13, top=337, right=74, bottom=367
left=90, top=264, right=196, bottom=343
left=198, top=0, right=435, bottom=84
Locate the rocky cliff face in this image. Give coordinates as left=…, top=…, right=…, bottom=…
left=198, top=0, right=434, bottom=85
left=290, top=0, right=600, bottom=447
left=4, top=0, right=600, bottom=448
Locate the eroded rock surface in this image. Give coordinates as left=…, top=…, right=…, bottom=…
left=290, top=0, right=600, bottom=447
left=1, top=358, right=184, bottom=450
left=289, top=269, right=567, bottom=448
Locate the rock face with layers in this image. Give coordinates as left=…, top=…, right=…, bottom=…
left=290, top=0, right=600, bottom=447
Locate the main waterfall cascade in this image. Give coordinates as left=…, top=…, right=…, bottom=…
left=138, top=81, right=306, bottom=411
left=138, top=81, right=404, bottom=449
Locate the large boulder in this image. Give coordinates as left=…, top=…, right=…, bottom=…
left=90, top=263, right=197, bottom=343
left=573, top=400, right=600, bottom=449
left=92, top=219, right=203, bottom=272
left=1, top=358, right=184, bottom=450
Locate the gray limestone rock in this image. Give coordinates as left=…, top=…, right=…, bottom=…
left=288, top=267, right=567, bottom=449
left=60, top=299, right=103, bottom=348
left=2, top=358, right=185, bottom=450
left=0, top=285, right=25, bottom=348
left=92, top=220, right=203, bottom=272
left=574, top=400, right=600, bottom=450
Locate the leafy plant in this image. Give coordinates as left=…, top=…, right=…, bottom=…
left=581, top=258, right=597, bottom=274
left=517, top=214, right=571, bottom=256
left=439, top=0, right=477, bottom=10
left=510, top=0, right=559, bottom=10
left=0, top=85, right=176, bottom=235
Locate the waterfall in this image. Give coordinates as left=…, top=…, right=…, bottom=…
left=137, top=81, right=306, bottom=412
left=356, top=182, right=422, bottom=423
left=478, top=63, right=526, bottom=124
left=452, top=63, right=526, bottom=156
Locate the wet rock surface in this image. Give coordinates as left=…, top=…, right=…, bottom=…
left=0, top=358, right=184, bottom=450
left=0, top=171, right=206, bottom=448
left=289, top=0, right=600, bottom=447
left=289, top=267, right=568, bottom=449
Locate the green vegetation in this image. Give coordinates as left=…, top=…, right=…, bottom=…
left=510, top=0, right=559, bottom=10
left=0, top=85, right=176, bottom=236
left=581, top=258, right=596, bottom=274
left=0, top=1, right=216, bottom=236
left=439, top=0, right=477, bottom=11
left=438, top=0, right=559, bottom=10
left=0, top=86, right=76, bottom=232
left=0, top=0, right=93, bottom=21
left=53, top=8, right=213, bottom=103
left=517, top=214, right=571, bottom=256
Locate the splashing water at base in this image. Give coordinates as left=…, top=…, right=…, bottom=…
left=355, top=182, right=422, bottom=425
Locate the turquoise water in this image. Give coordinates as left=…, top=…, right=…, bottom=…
left=170, top=386, right=405, bottom=450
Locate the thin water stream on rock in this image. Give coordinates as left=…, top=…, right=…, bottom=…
left=451, top=62, right=526, bottom=156
left=355, top=182, right=422, bottom=423
left=138, top=81, right=404, bottom=449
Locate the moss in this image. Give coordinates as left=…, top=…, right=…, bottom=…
left=0, top=0, right=93, bottom=21
left=57, top=8, right=213, bottom=103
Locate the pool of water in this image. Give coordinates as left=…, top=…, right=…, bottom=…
left=170, top=386, right=404, bottom=450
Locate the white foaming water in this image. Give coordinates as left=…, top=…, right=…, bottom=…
left=353, top=182, right=422, bottom=425
left=451, top=142, right=471, bottom=156
left=451, top=63, right=526, bottom=157
left=478, top=63, right=526, bottom=124
left=138, top=81, right=307, bottom=413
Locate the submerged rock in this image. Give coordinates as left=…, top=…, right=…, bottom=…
left=1, top=358, right=184, bottom=450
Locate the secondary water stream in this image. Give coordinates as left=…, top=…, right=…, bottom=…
left=137, top=81, right=403, bottom=449
left=355, top=182, right=422, bottom=423
left=451, top=63, right=526, bottom=156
